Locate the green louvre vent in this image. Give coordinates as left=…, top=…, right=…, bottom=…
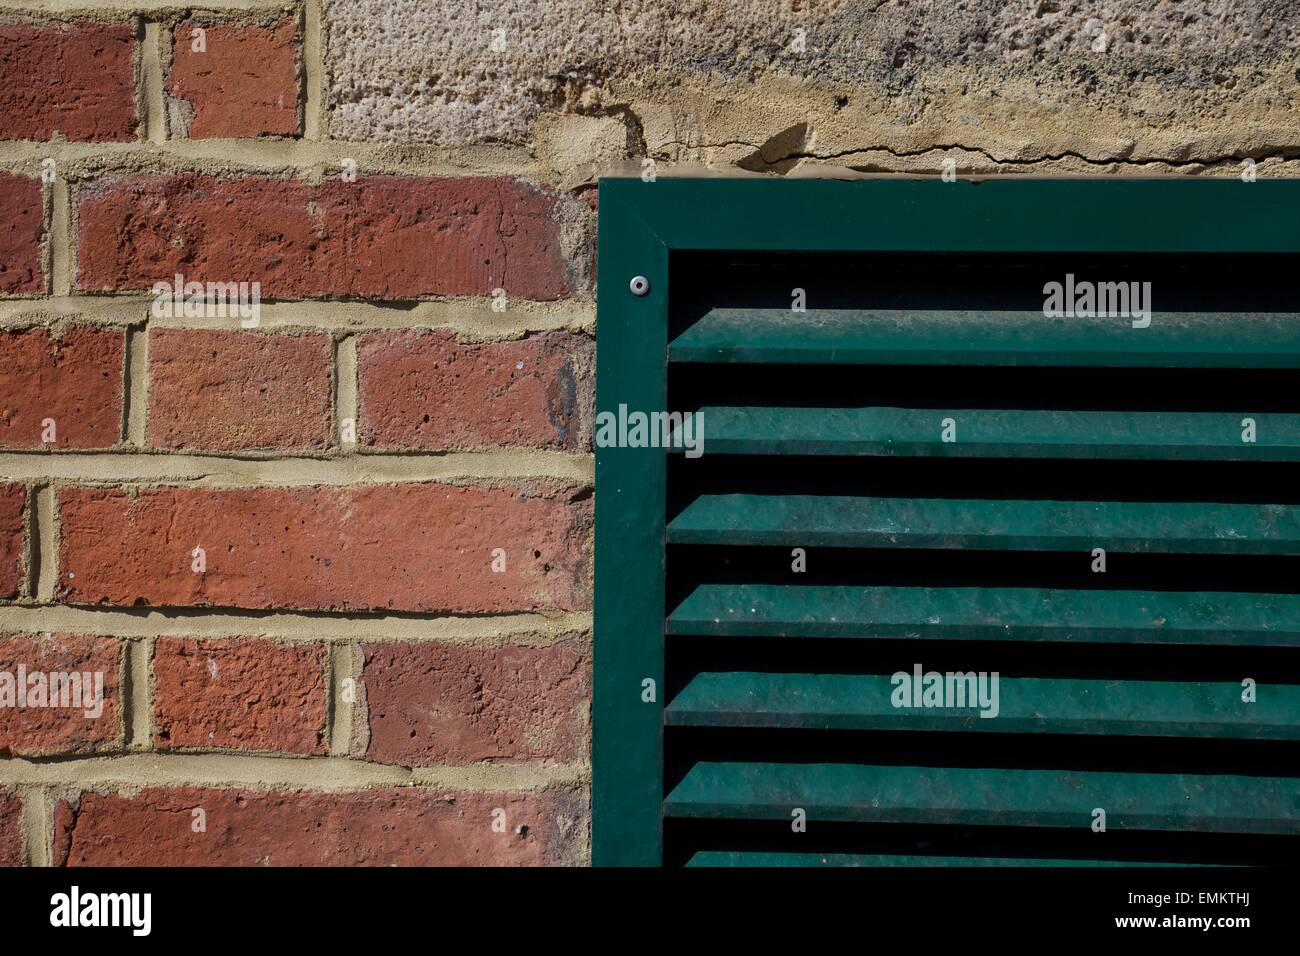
left=593, top=178, right=1300, bottom=867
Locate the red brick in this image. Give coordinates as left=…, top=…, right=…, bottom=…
left=0, top=634, right=122, bottom=756
left=153, top=637, right=326, bottom=754
left=147, top=329, right=331, bottom=451
left=56, top=483, right=590, bottom=612
left=0, top=22, right=136, bottom=142
left=55, top=786, right=586, bottom=866
left=76, top=174, right=576, bottom=300
left=359, top=331, right=593, bottom=451
left=363, top=639, right=588, bottom=765
left=0, top=483, right=24, bottom=600
left=0, top=326, right=124, bottom=448
left=0, top=790, right=21, bottom=866
left=0, top=172, right=45, bottom=294
left=169, top=18, right=301, bottom=139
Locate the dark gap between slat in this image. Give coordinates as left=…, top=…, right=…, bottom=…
left=667, top=456, right=1300, bottom=507
left=670, top=363, right=1300, bottom=413
left=669, top=250, right=1300, bottom=338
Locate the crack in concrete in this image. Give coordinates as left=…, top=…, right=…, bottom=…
left=658, top=137, right=1299, bottom=171
left=810, top=143, right=1300, bottom=169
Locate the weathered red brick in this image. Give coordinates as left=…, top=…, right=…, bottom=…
left=363, top=639, right=588, bottom=765
left=54, top=786, right=586, bottom=865
left=0, top=483, right=25, bottom=600
left=0, top=326, right=124, bottom=448
left=0, top=173, right=45, bottom=294
left=0, top=790, right=23, bottom=866
left=57, top=483, right=590, bottom=612
left=359, top=331, right=593, bottom=451
left=147, top=329, right=331, bottom=451
left=153, top=637, right=326, bottom=754
left=0, top=634, right=122, bottom=756
left=76, top=174, right=576, bottom=300
left=0, top=22, right=136, bottom=142
left=169, top=18, right=301, bottom=139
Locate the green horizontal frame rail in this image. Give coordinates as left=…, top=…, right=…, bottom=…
left=664, top=762, right=1300, bottom=834
left=667, top=584, right=1300, bottom=647
left=669, top=309, right=1300, bottom=367
left=601, top=178, right=1300, bottom=255
left=689, top=406, right=1300, bottom=460
left=666, top=672, right=1300, bottom=739
left=594, top=177, right=1300, bottom=866
left=667, top=494, right=1300, bottom=555
left=686, top=852, right=1198, bottom=867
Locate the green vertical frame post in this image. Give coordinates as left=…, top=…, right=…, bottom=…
left=592, top=176, right=1300, bottom=866
left=593, top=182, right=670, bottom=865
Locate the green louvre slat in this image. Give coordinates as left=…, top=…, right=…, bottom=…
left=665, top=672, right=1300, bottom=739
left=686, top=852, right=1198, bottom=867
left=669, top=309, right=1300, bottom=367
left=689, top=406, right=1300, bottom=461
left=663, top=762, right=1300, bottom=834
left=667, top=584, right=1300, bottom=647
left=667, top=494, right=1300, bottom=555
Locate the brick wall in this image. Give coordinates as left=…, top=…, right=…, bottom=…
left=1, top=0, right=1296, bottom=867
left=0, top=4, right=593, bottom=867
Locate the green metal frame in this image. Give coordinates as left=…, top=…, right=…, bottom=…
left=592, top=176, right=1300, bottom=867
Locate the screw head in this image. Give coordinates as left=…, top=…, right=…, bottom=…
left=629, top=275, right=650, bottom=297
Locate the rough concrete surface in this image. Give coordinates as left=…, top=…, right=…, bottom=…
left=326, top=0, right=1300, bottom=173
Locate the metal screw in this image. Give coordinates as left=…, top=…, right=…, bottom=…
left=629, top=275, right=650, bottom=297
